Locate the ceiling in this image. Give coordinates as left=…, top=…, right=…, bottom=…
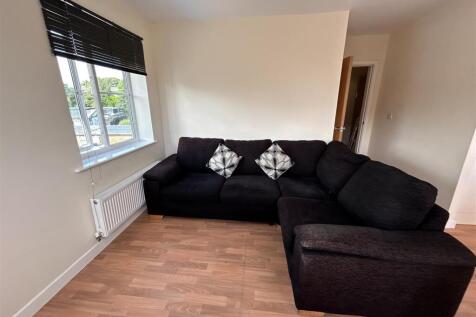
left=129, top=0, right=448, bottom=34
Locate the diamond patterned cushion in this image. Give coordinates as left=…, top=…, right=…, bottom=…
left=255, top=143, right=294, bottom=180
left=206, top=144, right=242, bottom=178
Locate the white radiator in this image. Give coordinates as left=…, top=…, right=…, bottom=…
left=90, top=161, right=159, bottom=238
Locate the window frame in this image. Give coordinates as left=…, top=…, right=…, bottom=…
left=63, top=58, right=140, bottom=158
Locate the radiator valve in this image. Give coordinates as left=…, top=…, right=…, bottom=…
left=95, top=231, right=104, bottom=241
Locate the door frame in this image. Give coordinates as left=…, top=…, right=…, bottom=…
left=350, top=61, right=377, bottom=154
left=334, top=56, right=353, bottom=141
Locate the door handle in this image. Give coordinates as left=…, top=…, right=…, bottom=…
left=334, top=127, right=346, bottom=131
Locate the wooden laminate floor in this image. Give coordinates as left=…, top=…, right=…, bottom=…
left=37, top=215, right=476, bottom=317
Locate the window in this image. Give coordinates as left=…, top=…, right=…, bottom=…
left=41, top=0, right=153, bottom=170
left=57, top=57, right=139, bottom=156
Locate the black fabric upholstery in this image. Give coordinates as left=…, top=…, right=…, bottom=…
left=277, top=177, right=328, bottom=200
left=145, top=138, right=449, bottom=230
left=143, top=154, right=182, bottom=185
left=291, top=238, right=475, bottom=317
left=278, top=198, right=359, bottom=252
left=151, top=200, right=277, bottom=223
left=161, top=173, right=225, bottom=203
left=177, top=137, right=224, bottom=173
left=338, top=161, right=437, bottom=230
left=295, top=224, right=476, bottom=267
left=419, top=204, right=450, bottom=231
left=224, top=139, right=272, bottom=174
left=143, top=179, right=160, bottom=214
left=316, top=141, right=369, bottom=194
left=220, top=175, right=280, bottom=206
left=275, top=140, right=327, bottom=176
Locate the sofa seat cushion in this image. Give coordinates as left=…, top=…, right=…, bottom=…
left=220, top=175, right=280, bottom=206
left=161, top=173, right=225, bottom=202
left=224, top=139, right=272, bottom=174
left=316, top=141, right=369, bottom=195
left=278, top=197, right=360, bottom=252
left=338, top=161, right=437, bottom=230
left=276, top=140, right=327, bottom=177
left=295, top=224, right=476, bottom=267
left=278, top=177, right=328, bottom=200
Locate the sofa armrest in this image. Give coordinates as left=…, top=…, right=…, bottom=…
left=294, top=224, right=476, bottom=267
left=143, top=154, right=182, bottom=185
left=418, top=204, right=449, bottom=231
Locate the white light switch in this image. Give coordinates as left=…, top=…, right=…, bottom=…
left=386, top=112, right=393, bottom=120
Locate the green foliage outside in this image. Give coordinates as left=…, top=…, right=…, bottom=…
left=64, top=84, right=78, bottom=108
left=64, top=77, right=128, bottom=113
left=118, top=118, right=130, bottom=125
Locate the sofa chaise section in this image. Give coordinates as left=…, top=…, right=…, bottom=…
left=278, top=156, right=475, bottom=317
left=289, top=224, right=476, bottom=317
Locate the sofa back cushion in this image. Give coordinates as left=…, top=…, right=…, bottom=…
left=177, top=137, right=224, bottom=172
left=275, top=140, right=326, bottom=177
left=338, top=161, right=437, bottom=230
left=316, top=141, right=369, bottom=194
left=225, top=139, right=272, bottom=174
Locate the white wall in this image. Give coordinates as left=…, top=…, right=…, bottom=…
left=153, top=12, right=350, bottom=154
left=368, top=0, right=476, bottom=209
left=344, top=34, right=389, bottom=154
left=0, top=1, right=162, bottom=316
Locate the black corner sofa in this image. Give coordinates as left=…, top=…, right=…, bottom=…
left=144, top=137, right=476, bottom=317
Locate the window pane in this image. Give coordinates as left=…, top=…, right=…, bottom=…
left=85, top=107, right=105, bottom=148
left=68, top=100, right=89, bottom=148
left=74, top=60, right=96, bottom=110
left=73, top=60, right=105, bottom=149
left=94, top=65, right=125, bottom=94
left=57, top=57, right=74, bottom=92
left=100, top=94, right=134, bottom=145
left=57, top=57, right=90, bottom=148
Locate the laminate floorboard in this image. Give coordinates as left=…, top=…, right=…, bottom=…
left=37, top=215, right=476, bottom=317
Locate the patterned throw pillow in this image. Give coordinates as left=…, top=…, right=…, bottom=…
left=206, top=144, right=242, bottom=178
left=255, top=143, right=294, bottom=180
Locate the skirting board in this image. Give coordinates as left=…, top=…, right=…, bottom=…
left=446, top=219, right=457, bottom=229
left=13, top=206, right=146, bottom=317
left=452, top=212, right=476, bottom=226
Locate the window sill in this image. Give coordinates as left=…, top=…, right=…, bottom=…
left=75, top=140, right=157, bottom=172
